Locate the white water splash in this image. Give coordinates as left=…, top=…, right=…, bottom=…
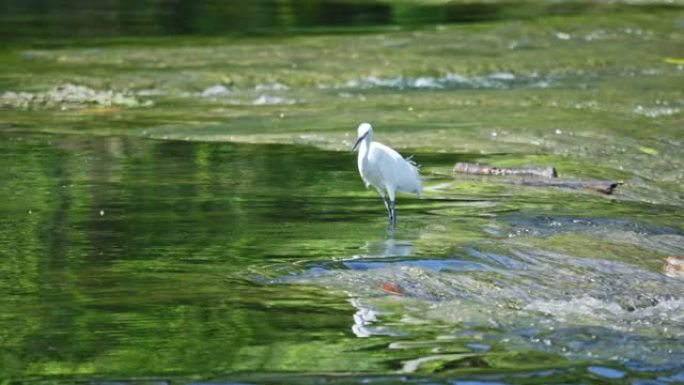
left=251, top=95, right=296, bottom=105
left=634, top=105, right=681, bottom=118
left=336, top=72, right=552, bottom=90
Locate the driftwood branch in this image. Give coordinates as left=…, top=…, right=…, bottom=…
left=452, top=162, right=623, bottom=195
left=514, top=179, right=624, bottom=195
left=453, top=162, right=557, bottom=179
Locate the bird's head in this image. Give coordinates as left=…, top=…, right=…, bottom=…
left=353, top=122, right=373, bottom=151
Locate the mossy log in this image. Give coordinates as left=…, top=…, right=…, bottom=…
left=453, top=162, right=623, bottom=195
left=453, top=162, right=557, bottom=178
left=514, top=179, right=624, bottom=195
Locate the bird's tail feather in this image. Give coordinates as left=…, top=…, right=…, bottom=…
left=404, top=155, right=423, bottom=197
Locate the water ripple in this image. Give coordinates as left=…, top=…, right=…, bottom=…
left=333, top=72, right=553, bottom=90
left=278, top=215, right=684, bottom=370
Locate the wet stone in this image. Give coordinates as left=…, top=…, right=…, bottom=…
left=1, top=84, right=149, bottom=109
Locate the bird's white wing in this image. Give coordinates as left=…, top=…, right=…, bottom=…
left=369, top=142, right=423, bottom=196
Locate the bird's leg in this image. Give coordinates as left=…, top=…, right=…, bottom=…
left=387, top=188, right=396, bottom=226
left=389, top=200, right=396, bottom=225
left=383, top=198, right=391, bottom=219
left=376, top=188, right=391, bottom=219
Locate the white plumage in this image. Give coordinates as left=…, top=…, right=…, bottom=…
left=352, top=122, right=422, bottom=224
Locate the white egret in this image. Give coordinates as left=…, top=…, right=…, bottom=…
left=352, top=122, right=422, bottom=224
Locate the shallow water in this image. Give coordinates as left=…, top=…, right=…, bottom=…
left=1, top=2, right=684, bottom=384
left=1, top=133, right=683, bottom=383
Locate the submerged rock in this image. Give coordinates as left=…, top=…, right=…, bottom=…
left=200, top=84, right=231, bottom=97
left=251, top=95, right=296, bottom=105
left=663, top=256, right=684, bottom=278
left=1, top=84, right=149, bottom=109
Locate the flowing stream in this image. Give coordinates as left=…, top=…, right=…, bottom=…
left=1, top=1, right=683, bottom=384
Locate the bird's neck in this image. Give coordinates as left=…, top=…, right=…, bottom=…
left=357, top=139, right=370, bottom=158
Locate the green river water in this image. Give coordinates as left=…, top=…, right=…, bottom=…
left=1, top=1, right=683, bottom=384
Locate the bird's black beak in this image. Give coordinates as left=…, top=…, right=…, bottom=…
left=352, top=133, right=367, bottom=151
